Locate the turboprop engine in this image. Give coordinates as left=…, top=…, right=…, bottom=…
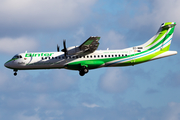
left=66, top=46, right=81, bottom=55
left=57, top=40, right=82, bottom=57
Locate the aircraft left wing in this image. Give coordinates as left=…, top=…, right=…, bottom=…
left=64, top=36, right=100, bottom=55
left=79, top=36, right=100, bottom=53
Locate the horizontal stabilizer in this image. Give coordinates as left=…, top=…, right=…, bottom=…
left=151, top=51, right=177, bottom=60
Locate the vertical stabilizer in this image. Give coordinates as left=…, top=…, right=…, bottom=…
left=132, top=22, right=177, bottom=64
left=142, top=22, right=176, bottom=51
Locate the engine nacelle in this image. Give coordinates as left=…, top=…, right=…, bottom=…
left=67, top=46, right=80, bottom=55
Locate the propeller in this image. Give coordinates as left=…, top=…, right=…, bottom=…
left=61, top=39, right=67, bottom=58
left=57, top=44, right=60, bottom=52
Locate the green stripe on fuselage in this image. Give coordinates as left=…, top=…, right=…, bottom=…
left=66, top=60, right=105, bottom=70
left=5, top=58, right=18, bottom=64
left=133, top=44, right=170, bottom=64
left=66, top=55, right=131, bottom=70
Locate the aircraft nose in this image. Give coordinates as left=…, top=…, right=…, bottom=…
left=4, top=61, right=11, bottom=68
left=4, top=62, right=8, bottom=68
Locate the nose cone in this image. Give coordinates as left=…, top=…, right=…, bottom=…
left=4, top=61, right=12, bottom=69
left=4, top=62, right=9, bottom=68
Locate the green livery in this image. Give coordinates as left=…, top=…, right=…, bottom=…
left=4, top=22, right=177, bottom=76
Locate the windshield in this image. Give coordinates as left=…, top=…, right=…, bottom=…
left=12, top=55, right=22, bottom=59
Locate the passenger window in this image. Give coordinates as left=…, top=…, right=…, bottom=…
left=45, top=57, right=47, bottom=59
left=115, top=55, right=117, bottom=57
left=98, top=55, right=100, bottom=58
left=90, top=56, right=92, bottom=58
left=105, top=55, right=107, bottom=57
left=122, top=54, right=124, bottom=57
left=87, top=56, right=89, bottom=58
left=125, top=54, right=127, bottom=56
left=62, top=57, right=64, bottom=59
left=94, top=55, right=96, bottom=58
left=20, top=55, right=22, bottom=58
left=59, top=56, right=61, bottom=59
left=112, top=55, right=114, bottom=57
left=42, top=57, right=44, bottom=60
left=119, top=54, right=121, bottom=57
left=101, top=55, right=103, bottom=58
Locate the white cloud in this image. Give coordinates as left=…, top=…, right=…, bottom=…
left=0, top=0, right=97, bottom=29
left=99, top=68, right=130, bottom=93
left=94, top=29, right=127, bottom=50
left=163, top=102, right=180, bottom=120
left=73, top=27, right=86, bottom=45
left=102, top=30, right=127, bottom=49
left=132, top=0, right=180, bottom=34
left=82, top=103, right=100, bottom=108
left=0, top=37, right=38, bottom=54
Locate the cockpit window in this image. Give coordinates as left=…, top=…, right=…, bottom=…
left=12, top=55, right=17, bottom=59
left=12, top=55, right=23, bottom=59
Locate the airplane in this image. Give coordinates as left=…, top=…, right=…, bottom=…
left=4, top=22, right=177, bottom=76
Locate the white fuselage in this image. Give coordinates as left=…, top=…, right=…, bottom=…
left=5, top=48, right=132, bottom=70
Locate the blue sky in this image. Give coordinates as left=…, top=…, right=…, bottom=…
left=1, top=0, right=180, bottom=120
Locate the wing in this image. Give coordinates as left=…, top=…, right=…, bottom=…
left=79, top=36, right=100, bottom=53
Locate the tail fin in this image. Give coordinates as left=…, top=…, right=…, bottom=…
left=132, top=22, right=177, bottom=64
left=142, top=22, right=176, bottom=51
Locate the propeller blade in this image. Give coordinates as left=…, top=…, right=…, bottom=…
left=61, top=40, right=67, bottom=52
left=63, top=40, right=67, bottom=51
left=57, top=44, right=60, bottom=52
left=61, top=39, right=67, bottom=58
